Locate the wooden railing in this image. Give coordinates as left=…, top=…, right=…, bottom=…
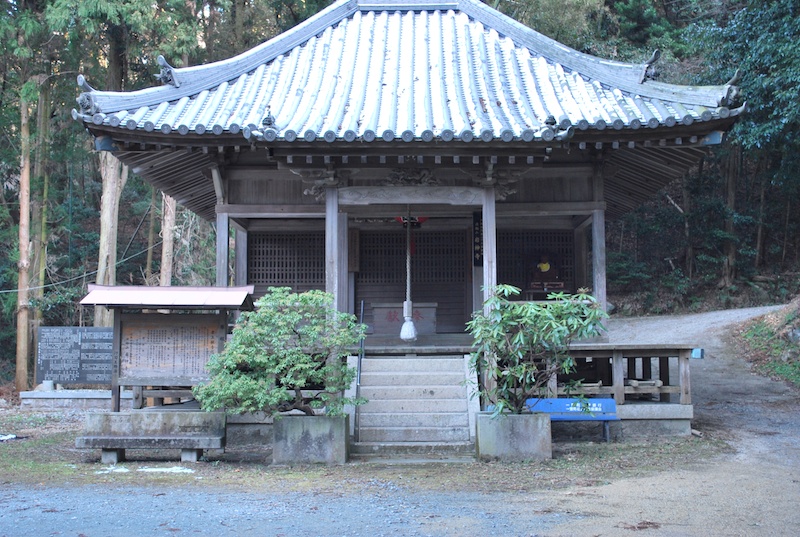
left=552, top=344, right=696, bottom=405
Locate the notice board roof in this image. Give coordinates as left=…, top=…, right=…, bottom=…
left=81, top=285, right=255, bottom=310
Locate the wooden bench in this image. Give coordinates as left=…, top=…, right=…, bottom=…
left=526, top=397, right=619, bottom=442
left=76, top=411, right=226, bottom=464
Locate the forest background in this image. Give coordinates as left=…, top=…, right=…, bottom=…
left=1, top=0, right=798, bottom=388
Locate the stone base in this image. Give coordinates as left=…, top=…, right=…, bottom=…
left=20, top=390, right=133, bottom=410
left=476, top=412, right=552, bottom=461
left=226, top=412, right=273, bottom=446
left=272, top=415, right=350, bottom=465
left=616, top=403, right=693, bottom=437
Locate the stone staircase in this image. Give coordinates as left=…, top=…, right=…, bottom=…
left=352, top=354, right=477, bottom=458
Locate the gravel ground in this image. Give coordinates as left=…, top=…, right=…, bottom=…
left=1, top=305, right=798, bottom=537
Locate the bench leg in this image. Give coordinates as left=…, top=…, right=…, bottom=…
left=101, top=449, right=125, bottom=465
left=181, top=449, right=203, bottom=463
left=603, top=421, right=610, bottom=443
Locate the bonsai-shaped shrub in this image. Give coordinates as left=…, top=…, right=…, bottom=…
left=194, top=287, right=366, bottom=417
left=467, top=285, right=607, bottom=415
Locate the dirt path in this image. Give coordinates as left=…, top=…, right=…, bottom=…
left=540, top=306, right=800, bottom=536
left=1, top=306, right=798, bottom=536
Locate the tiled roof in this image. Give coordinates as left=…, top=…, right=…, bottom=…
left=73, top=0, right=741, bottom=145
left=80, top=285, right=255, bottom=310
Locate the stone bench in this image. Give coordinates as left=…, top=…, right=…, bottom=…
left=76, top=411, right=226, bottom=464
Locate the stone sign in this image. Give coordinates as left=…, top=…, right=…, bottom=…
left=36, top=327, right=114, bottom=384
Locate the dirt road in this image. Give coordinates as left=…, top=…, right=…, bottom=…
left=1, top=306, right=798, bottom=536
left=540, top=305, right=800, bottom=536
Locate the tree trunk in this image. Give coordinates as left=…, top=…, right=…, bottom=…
left=683, top=176, right=694, bottom=281
left=754, top=164, right=767, bottom=270
left=94, top=153, right=128, bottom=326
left=781, top=198, right=790, bottom=268
left=31, top=76, right=51, bottom=327
left=16, top=94, right=32, bottom=392
left=721, top=146, right=738, bottom=287
left=159, top=193, right=177, bottom=286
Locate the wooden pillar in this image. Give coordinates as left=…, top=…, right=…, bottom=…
left=234, top=228, right=248, bottom=287
left=481, top=187, right=498, bottom=403
left=679, top=349, right=691, bottom=404
left=612, top=350, right=624, bottom=405
left=659, top=356, right=670, bottom=402
left=574, top=224, right=587, bottom=290
left=216, top=212, right=229, bottom=287
left=325, top=187, right=348, bottom=311
left=592, top=208, right=607, bottom=311
left=337, top=212, right=349, bottom=313
left=481, top=187, right=497, bottom=307
left=111, top=310, right=121, bottom=412
left=591, top=158, right=607, bottom=311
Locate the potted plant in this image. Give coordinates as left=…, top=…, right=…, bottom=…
left=194, top=287, right=366, bottom=464
left=467, top=284, right=607, bottom=460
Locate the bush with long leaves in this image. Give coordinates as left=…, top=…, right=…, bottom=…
left=468, top=285, right=607, bottom=415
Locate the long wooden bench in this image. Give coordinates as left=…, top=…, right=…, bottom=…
left=75, top=411, right=226, bottom=464
left=526, top=397, right=619, bottom=442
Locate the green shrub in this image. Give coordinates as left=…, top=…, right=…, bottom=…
left=194, top=287, right=366, bottom=416
left=467, top=285, right=607, bottom=415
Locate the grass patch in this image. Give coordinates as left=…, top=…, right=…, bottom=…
left=738, top=298, right=800, bottom=387
left=0, top=426, right=730, bottom=492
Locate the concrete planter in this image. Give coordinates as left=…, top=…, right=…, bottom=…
left=272, top=415, right=350, bottom=465
left=475, top=412, right=552, bottom=461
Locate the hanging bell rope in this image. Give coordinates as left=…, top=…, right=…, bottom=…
left=400, top=206, right=417, bottom=342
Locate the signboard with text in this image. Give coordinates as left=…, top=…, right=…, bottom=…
left=36, top=327, right=114, bottom=385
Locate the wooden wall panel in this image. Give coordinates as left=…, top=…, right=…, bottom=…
left=248, top=232, right=325, bottom=296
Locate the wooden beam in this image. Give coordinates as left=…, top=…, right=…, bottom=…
left=339, top=186, right=484, bottom=206
left=496, top=201, right=604, bottom=216
left=216, top=204, right=325, bottom=217
left=211, top=166, right=224, bottom=203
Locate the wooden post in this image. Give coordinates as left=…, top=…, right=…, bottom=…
left=325, top=187, right=342, bottom=308
left=591, top=158, right=607, bottom=311
left=111, top=310, right=121, bottom=412
left=234, top=228, right=248, bottom=287
left=574, top=224, right=587, bottom=290
left=612, top=350, right=624, bottom=405
left=482, top=187, right=497, bottom=306
left=216, top=212, right=229, bottom=287
left=337, top=212, right=349, bottom=313
left=592, top=209, right=607, bottom=311
left=679, top=349, right=691, bottom=404
left=659, top=356, right=670, bottom=402
left=481, top=187, right=498, bottom=403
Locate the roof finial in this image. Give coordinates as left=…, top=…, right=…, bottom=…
left=639, top=49, right=661, bottom=83
left=262, top=106, right=276, bottom=128
left=155, top=55, right=181, bottom=88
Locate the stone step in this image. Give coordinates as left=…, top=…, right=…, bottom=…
left=359, top=385, right=467, bottom=401
left=358, top=398, right=469, bottom=413
left=359, top=371, right=467, bottom=386
left=358, top=426, right=471, bottom=443
left=351, top=441, right=475, bottom=458
left=360, top=356, right=466, bottom=373
left=358, top=412, right=469, bottom=428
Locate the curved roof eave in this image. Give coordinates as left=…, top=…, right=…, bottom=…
left=73, top=0, right=741, bottom=145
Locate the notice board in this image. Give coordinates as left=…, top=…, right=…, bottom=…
left=36, top=327, right=114, bottom=385
left=117, top=313, right=227, bottom=386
